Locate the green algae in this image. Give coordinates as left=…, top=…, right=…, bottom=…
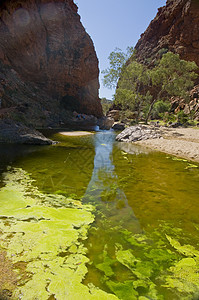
left=0, top=168, right=117, bottom=300
left=166, top=235, right=199, bottom=257
left=163, top=236, right=199, bottom=298
left=90, top=224, right=199, bottom=299
left=106, top=280, right=138, bottom=300
left=90, top=229, right=165, bottom=298
left=96, top=249, right=115, bottom=277
left=114, top=242, right=164, bottom=299
left=185, top=164, right=198, bottom=169
left=170, top=156, right=198, bottom=170
left=1, top=132, right=199, bottom=299
left=164, top=258, right=199, bottom=293
left=115, top=247, right=139, bottom=272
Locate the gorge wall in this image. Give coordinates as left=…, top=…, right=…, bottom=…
left=135, top=0, right=199, bottom=70
left=0, top=0, right=102, bottom=128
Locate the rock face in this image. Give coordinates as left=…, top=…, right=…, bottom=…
left=107, top=110, right=120, bottom=121
left=116, top=125, right=161, bottom=142
left=170, top=85, right=199, bottom=120
left=0, top=0, right=102, bottom=128
left=135, top=0, right=199, bottom=72
left=0, top=119, right=54, bottom=144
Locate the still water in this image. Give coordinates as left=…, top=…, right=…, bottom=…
left=0, top=130, right=199, bottom=299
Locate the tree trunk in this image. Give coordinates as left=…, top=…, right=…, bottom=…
left=145, top=99, right=156, bottom=124
left=145, top=90, right=163, bottom=124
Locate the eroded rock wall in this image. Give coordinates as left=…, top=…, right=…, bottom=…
left=0, top=0, right=102, bottom=127
left=135, top=0, right=199, bottom=69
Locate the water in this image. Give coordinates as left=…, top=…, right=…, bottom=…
left=0, top=130, right=199, bottom=299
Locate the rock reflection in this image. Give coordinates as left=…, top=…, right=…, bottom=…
left=117, top=141, right=152, bottom=155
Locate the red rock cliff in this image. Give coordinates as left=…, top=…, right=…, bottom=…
left=0, top=0, right=102, bottom=126
left=135, top=0, right=199, bottom=69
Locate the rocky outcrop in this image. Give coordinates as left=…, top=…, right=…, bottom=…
left=0, top=0, right=102, bottom=129
left=107, top=110, right=120, bottom=121
left=116, top=125, right=161, bottom=142
left=0, top=119, right=54, bottom=144
left=170, top=85, right=199, bottom=120
left=135, top=0, right=199, bottom=72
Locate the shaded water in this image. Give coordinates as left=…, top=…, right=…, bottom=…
left=0, top=130, right=199, bottom=299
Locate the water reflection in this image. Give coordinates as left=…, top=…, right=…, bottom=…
left=117, top=141, right=152, bottom=155
left=83, top=130, right=141, bottom=233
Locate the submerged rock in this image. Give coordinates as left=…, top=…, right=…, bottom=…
left=0, top=119, right=54, bottom=145
left=116, top=125, right=161, bottom=142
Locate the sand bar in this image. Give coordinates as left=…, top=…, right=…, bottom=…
left=136, top=127, right=199, bottom=163
left=59, top=131, right=94, bottom=136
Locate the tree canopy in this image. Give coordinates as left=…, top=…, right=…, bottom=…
left=103, top=49, right=198, bottom=123
left=102, top=46, right=135, bottom=89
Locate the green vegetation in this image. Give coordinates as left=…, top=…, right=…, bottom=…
left=90, top=223, right=199, bottom=300
left=114, top=61, right=152, bottom=122
left=103, top=48, right=198, bottom=124
left=101, top=97, right=113, bottom=115
left=157, top=47, right=168, bottom=59
left=0, top=168, right=117, bottom=300
left=150, top=100, right=171, bottom=120
left=102, top=47, right=135, bottom=89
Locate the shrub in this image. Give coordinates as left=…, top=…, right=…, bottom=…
left=151, top=100, right=171, bottom=119
left=177, top=110, right=188, bottom=124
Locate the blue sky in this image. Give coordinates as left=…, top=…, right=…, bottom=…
left=77, top=1, right=166, bottom=100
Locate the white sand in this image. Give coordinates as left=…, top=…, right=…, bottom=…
left=136, top=127, right=199, bottom=162
left=59, top=131, right=94, bottom=136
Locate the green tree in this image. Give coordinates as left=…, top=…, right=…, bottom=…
left=103, top=49, right=198, bottom=124
left=102, top=47, right=135, bottom=89
left=145, top=52, right=198, bottom=123
left=114, top=61, right=152, bottom=122
left=101, top=97, right=112, bottom=115
left=150, top=100, right=171, bottom=120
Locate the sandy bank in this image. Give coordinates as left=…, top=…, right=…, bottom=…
left=136, top=127, right=199, bottom=163
left=59, top=131, right=94, bottom=136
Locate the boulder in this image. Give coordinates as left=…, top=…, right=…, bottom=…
left=112, top=122, right=125, bottom=131
left=107, top=110, right=120, bottom=121
left=116, top=125, right=161, bottom=142
left=98, top=117, right=114, bottom=130
left=72, top=112, right=97, bottom=123
left=170, top=88, right=199, bottom=120
left=168, top=122, right=182, bottom=128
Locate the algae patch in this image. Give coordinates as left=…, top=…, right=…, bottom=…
left=0, top=168, right=117, bottom=300
left=164, top=235, right=199, bottom=298
left=87, top=223, right=199, bottom=300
